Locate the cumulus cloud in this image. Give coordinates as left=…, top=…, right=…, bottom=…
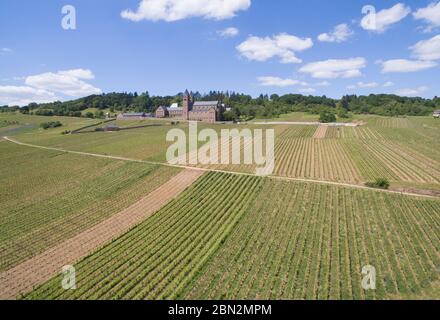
left=395, top=86, right=429, bottom=96
left=257, top=76, right=308, bottom=87
left=0, top=48, right=13, bottom=55
left=0, top=86, right=57, bottom=106
left=0, top=69, right=101, bottom=106
left=318, top=24, right=353, bottom=43
left=380, top=59, right=438, bottom=73
left=299, top=57, right=367, bottom=79
left=383, top=81, right=395, bottom=87
left=413, top=1, right=440, bottom=32
left=361, top=3, right=411, bottom=33
left=121, top=0, right=251, bottom=22
left=25, top=69, right=102, bottom=97
left=217, top=27, right=239, bottom=38
left=356, top=82, right=379, bottom=88
left=298, top=88, right=316, bottom=94
left=58, top=69, right=95, bottom=80
left=410, top=34, right=440, bottom=61
left=314, top=81, right=331, bottom=87
left=237, top=33, right=313, bottom=64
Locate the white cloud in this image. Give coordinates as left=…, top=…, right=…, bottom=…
left=0, top=48, right=13, bottom=54
left=0, top=86, right=57, bottom=106
left=318, top=24, right=353, bottom=43
left=121, top=0, right=251, bottom=22
left=237, top=33, right=313, bottom=64
left=314, top=81, right=331, bottom=87
left=299, top=57, right=367, bottom=79
left=298, top=88, right=316, bottom=94
left=414, top=1, right=440, bottom=32
left=380, top=59, right=438, bottom=73
left=25, top=69, right=102, bottom=97
left=347, top=81, right=396, bottom=91
left=0, top=69, right=101, bottom=106
left=395, top=86, right=429, bottom=96
left=361, top=3, right=411, bottom=33
left=410, top=34, right=440, bottom=61
left=58, top=69, right=95, bottom=80
left=217, top=27, right=239, bottom=38
left=257, top=76, right=307, bottom=87
left=358, top=81, right=379, bottom=88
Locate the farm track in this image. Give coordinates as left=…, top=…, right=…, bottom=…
left=25, top=172, right=264, bottom=300
left=3, top=136, right=439, bottom=199
left=0, top=169, right=204, bottom=299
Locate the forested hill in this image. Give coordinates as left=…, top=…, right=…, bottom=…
left=1, top=91, right=439, bottom=119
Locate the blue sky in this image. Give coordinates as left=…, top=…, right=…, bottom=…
left=0, top=0, right=439, bottom=105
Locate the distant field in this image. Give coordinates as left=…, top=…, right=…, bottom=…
left=254, top=112, right=319, bottom=122
left=0, top=141, right=180, bottom=271
left=25, top=173, right=440, bottom=300
left=3, top=113, right=440, bottom=192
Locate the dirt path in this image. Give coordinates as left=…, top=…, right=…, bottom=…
left=0, top=169, right=204, bottom=299
left=313, top=126, right=328, bottom=139
left=4, top=136, right=439, bottom=199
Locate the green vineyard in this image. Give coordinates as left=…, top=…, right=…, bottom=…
left=0, top=142, right=180, bottom=271
left=25, top=173, right=440, bottom=300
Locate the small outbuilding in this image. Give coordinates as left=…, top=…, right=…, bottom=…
left=104, top=124, right=120, bottom=132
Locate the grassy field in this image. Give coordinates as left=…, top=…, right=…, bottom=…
left=0, top=141, right=180, bottom=271
left=24, top=172, right=440, bottom=300
left=251, top=112, right=319, bottom=122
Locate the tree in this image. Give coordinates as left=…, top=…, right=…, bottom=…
left=341, top=96, right=350, bottom=110
left=94, top=110, right=104, bottom=119
left=222, top=110, right=235, bottom=121
left=337, top=107, right=349, bottom=118
left=319, top=110, right=336, bottom=123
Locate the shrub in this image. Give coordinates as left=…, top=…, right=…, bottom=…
left=40, top=121, right=62, bottom=130
left=365, top=178, right=390, bottom=190
left=319, top=110, right=336, bottom=123
left=337, top=108, right=350, bottom=119
left=35, top=109, right=54, bottom=116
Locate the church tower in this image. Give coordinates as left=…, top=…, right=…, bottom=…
left=182, top=89, right=192, bottom=120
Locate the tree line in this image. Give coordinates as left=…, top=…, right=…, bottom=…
left=1, top=91, right=439, bottom=120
